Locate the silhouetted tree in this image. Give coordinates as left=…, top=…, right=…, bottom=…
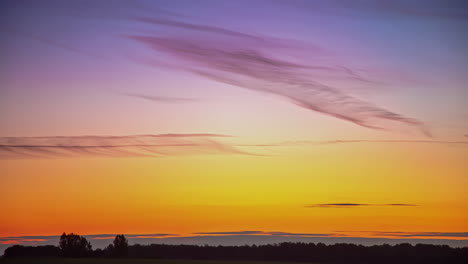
left=111, top=234, right=128, bottom=257
left=59, top=232, right=92, bottom=257
left=103, top=244, right=114, bottom=258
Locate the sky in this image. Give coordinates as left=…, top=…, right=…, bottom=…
left=0, top=0, right=467, bottom=252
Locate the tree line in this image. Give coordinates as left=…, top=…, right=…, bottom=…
left=4, top=233, right=128, bottom=259
left=3, top=233, right=467, bottom=263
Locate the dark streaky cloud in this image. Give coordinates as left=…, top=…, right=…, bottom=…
left=3, top=2, right=435, bottom=136
left=125, top=93, right=199, bottom=103
left=0, top=134, right=249, bottom=159
left=372, top=231, right=468, bottom=238
left=129, top=16, right=430, bottom=136
left=240, top=139, right=468, bottom=147
left=306, top=203, right=417, bottom=208
left=193, top=231, right=335, bottom=237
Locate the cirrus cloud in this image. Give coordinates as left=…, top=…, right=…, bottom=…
left=128, top=16, right=431, bottom=136
left=0, top=134, right=253, bottom=159
left=306, top=203, right=417, bottom=208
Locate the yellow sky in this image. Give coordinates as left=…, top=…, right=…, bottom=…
left=1, top=142, right=466, bottom=238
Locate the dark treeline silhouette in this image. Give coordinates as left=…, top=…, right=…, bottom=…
left=103, top=234, right=129, bottom=258
left=2, top=245, right=60, bottom=258
left=127, top=243, right=467, bottom=263
left=59, top=232, right=92, bottom=257
left=3, top=233, right=467, bottom=263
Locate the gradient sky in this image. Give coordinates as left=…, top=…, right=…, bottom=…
left=0, top=0, right=467, bottom=251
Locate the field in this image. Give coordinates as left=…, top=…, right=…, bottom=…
left=0, top=259, right=315, bottom=264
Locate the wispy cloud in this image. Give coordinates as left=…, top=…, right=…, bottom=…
left=371, top=231, right=468, bottom=238
left=0, top=239, right=49, bottom=245
left=195, top=231, right=265, bottom=235
left=194, top=231, right=336, bottom=237
left=88, top=233, right=177, bottom=239
left=128, top=16, right=430, bottom=136
left=336, top=231, right=468, bottom=239
left=0, top=233, right=177, bottom=245
left=240, top=139, right=468, bottom=147
left=306, top=203, right=417, bottom=208
left=193, top=230, right=468, bottom=239
left=124, top=93, right=199, bottom=103
left=4, top=2, right=435, bottom=136
left=2, top=135, right=465, bottom=159
left=0, top=134, right=252, bottom=159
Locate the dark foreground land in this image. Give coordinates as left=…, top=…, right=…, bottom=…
left=1, top=259, right=309, bottom=264
left=4, top=241, right=467, bottom=263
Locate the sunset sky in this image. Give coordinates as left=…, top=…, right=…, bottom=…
left=0, top=0, right=467, bottom=252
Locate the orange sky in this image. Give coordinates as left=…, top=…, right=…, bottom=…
left=1, top=141, right=467, bottom=239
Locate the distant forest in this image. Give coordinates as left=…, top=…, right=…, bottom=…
left=3, top=233, right=467, bottom=263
